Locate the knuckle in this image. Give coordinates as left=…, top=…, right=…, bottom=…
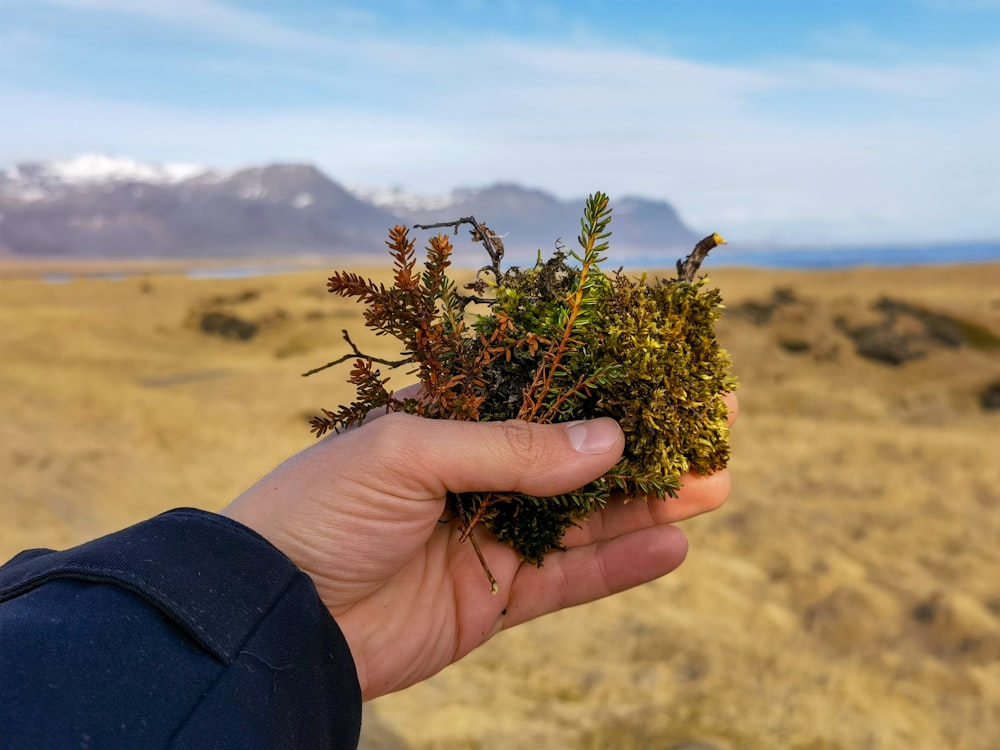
left=702, top=469, right=731, bottom=511
left=363, top=411, right=416, bottom=456
left=499, top=419, right=543, bottom=464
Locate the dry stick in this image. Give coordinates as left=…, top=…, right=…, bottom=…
left=458, top=490, right=517, bottom=544
left=467, top=532, right=498, bottom=595
left=453, top=490, right=502, bottom=592
left=301, top=329, right=408, bottom=377
left=676, top=233, right=727, bottom=283
left=413, top=216, right=505, bottom=281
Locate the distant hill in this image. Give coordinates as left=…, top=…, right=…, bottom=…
left=378, top=183, right=698, bottom=264
left=0, top=155, right=699, bottom=262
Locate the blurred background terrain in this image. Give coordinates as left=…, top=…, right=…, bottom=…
left=1, top=257, right=997, bottom=749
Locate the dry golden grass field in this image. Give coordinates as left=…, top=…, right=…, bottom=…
left=1, top=257, right=998, bottom=749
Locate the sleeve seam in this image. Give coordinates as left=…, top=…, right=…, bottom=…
left=164, top=573, right=305, bottom=746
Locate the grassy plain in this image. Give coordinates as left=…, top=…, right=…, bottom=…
left=1, top=258, right=998, bottom=749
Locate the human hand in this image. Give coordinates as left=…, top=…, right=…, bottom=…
left=220, top=393, right=737, bottom=700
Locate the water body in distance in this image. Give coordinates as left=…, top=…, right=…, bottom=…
left=621, top=241, right=1000, bottom=270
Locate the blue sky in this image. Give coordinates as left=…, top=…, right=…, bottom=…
left=2, top=0, right=998, bottom=246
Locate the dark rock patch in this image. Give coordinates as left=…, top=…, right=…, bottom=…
left=778, top=338, right=811, bottom=354
left=199, top=311, right=259, bottom=341
left=874, top=297, right=964, bottom=348
left=838, top=319, right=927, bottom=366
left=980, top=380, right=1000, bottom=411
left=838, top=296, right=1000, bottom=366
left=731, top=286, right=798, bottom=325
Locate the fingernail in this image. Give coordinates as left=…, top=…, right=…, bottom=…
left=565, top=419, right=621, bottom=455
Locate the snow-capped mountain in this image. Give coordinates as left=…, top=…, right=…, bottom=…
left=0, top=155, right=698, bottom=260
left=1, top=154, right=210, bottom=202
left=0, top=158, right=400, bottom=258
left=347, top=185, right=457, bottom=214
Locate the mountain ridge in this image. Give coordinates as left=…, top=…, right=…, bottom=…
left=0, top=155, right=699, bottom=262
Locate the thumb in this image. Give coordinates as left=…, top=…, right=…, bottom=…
left=351, top=412, right=625, bottom=499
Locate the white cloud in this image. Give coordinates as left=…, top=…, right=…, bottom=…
left=46, top=0, right=369, bottom=51
left=1, top=12, right=998, bottom=246
left=774, top=58, right=983, bottom=97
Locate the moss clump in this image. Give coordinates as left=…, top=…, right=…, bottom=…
left=306, top=192, right=736, bottom=579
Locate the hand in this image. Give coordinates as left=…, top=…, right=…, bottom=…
left=220, top=393, right=737, bottom=700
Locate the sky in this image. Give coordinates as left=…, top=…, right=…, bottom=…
left=2, top=0, right=999, bottom=247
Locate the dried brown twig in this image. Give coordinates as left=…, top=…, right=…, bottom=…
left=676, top=232, right=728, bottom=282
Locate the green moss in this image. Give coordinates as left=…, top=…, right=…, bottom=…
left=308, top=192, right=736, bottom=569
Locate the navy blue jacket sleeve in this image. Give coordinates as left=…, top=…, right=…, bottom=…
left=0, top=508, right=362, bottom=749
